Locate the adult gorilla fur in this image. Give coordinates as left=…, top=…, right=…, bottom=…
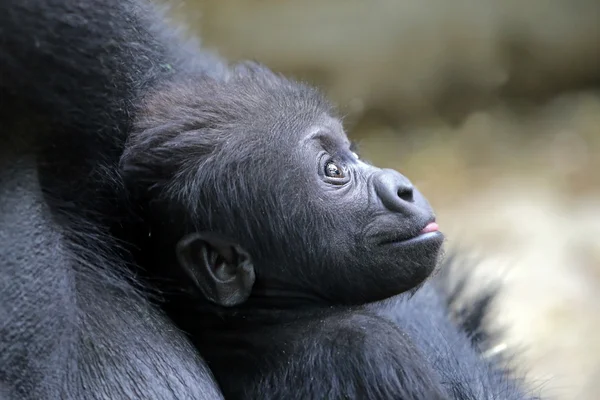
left=0, top=0, right=539, bottom=399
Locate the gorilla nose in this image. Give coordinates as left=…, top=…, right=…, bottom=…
left=374, top=169, right=414, bottom=211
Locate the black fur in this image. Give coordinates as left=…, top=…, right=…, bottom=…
left=122, top=68, right=444, bottom=306
left=0, top=0, right=539, bottom=399
left=0, top=0, right=223, bottom=398
left=117, top=22, right=538, bottom=400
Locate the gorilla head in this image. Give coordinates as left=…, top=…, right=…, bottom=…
left=121, top=62, right=443, bottom=307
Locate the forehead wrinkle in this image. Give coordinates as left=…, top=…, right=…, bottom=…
left=304, top=126, right=351, bottom=155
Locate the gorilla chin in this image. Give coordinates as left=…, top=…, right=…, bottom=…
left=384, top=230, right=445, bottom=294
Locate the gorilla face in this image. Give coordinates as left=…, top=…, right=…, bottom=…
left=279, top=116, right=443, bottom=303
left=251, top=116, right=444, bottom=305
left=122, top=62, right=444, bottom=307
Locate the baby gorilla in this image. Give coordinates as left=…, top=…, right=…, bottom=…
left=123, top=63, right=443, bottom=307
left=122, top=64, right=535, bottom=399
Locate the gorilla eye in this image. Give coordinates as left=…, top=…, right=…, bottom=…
left=325, top=161, right=345, bottom=178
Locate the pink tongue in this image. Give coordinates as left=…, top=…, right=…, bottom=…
left=420, top=222, right=439, bottom=234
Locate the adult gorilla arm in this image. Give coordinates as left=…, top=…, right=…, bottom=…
left=0, top=0, right=223, bottom=398
left=372, top=279, right=535, bottom=400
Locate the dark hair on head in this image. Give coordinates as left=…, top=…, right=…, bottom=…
left=120, top=61, right=333, bottom=236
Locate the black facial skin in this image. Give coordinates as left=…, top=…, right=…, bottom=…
left=294, top=118, right=444, bottom=304
left=1, top=0, right=535, bottom=398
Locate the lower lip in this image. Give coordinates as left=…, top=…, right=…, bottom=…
left=381, top=230, right=443, bottom=246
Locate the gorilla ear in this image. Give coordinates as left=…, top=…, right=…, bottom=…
left=176, top=232, right=255, bottom=307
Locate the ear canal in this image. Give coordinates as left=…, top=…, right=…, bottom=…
left=213, top=259, right=239, bottom=281
left=218, top=245, right=236, bottom=265
left=176, top=232, right=256, bottom=307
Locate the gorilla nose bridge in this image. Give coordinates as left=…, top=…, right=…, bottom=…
left=373, top=169, right=415, bottom=212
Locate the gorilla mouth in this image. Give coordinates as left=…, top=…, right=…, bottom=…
left=420, top=222, right=439, bottom=234
left=379, top=221, right=441, bottom=246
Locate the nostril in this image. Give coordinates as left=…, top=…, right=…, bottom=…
left=374, top=169, right=416, bottom=212
left=397, top=186, right=414, bottom=202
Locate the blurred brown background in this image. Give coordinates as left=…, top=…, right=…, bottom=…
left=167, top=1, right=600, bottom=398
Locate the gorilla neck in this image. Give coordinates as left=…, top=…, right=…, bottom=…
left=176, top=286, right=341, bottom=335
left=182, top=299, right=343, bottom=341
left=247, top=279, right=328, bottom=309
